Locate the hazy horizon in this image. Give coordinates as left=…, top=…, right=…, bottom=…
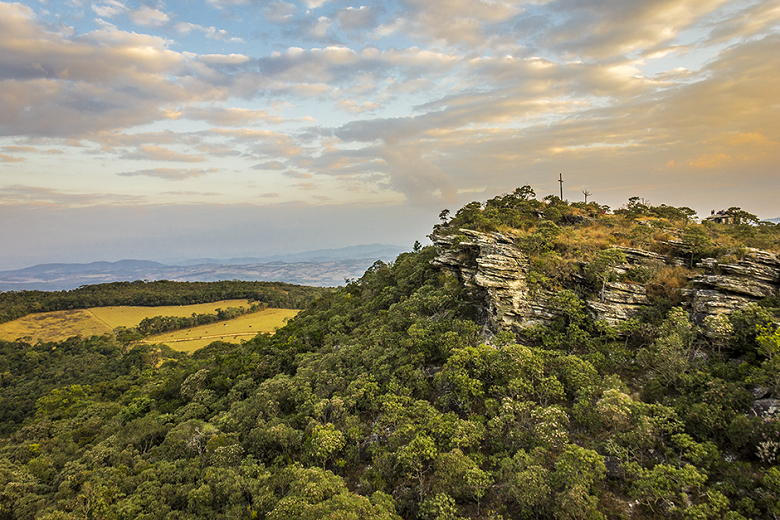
left=2, top=0, right=778, bottom=271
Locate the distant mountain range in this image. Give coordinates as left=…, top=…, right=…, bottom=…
left=171, top=244, right=408, bottom=266
left=764, top=217, right=780, bottom=224
left=0, top=244, right=407, bottom=291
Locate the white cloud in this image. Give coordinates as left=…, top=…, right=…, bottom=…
left=128, top=5, right=170, bottom=27
left=265, top=0, right=297, bottom=22
left=310, top=16, right=332, bottom=38
left=92, top=0, right=127, bottom=18
left=301, top=0, right=329, bottom=8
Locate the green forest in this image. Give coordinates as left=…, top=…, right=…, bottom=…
left=1, top=190, right=780, bottom=519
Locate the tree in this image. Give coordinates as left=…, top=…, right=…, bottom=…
left=582, top=189, right=592, bottom=203
left=637, top=307, right=699, bottom=385
left=681, top=225, right=712, bottom=267
left=586, top=248, right=628, bottom=301
left=309, top=423, right=345, bottom=468
left=514, top=185, right=536, bottom=201
left=726, top=207, right=759, bottom=225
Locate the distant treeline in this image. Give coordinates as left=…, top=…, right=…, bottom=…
left=136, top=305, right=259, bottom=336
left=0, top=279, right=329, bottom=324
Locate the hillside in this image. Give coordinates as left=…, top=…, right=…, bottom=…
left=1, top=189, right=780, bottom=519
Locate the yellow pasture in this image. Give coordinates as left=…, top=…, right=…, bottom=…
left=0, top=309, right=112, bottom=343
left=140, top=308, right=299, bottom=353
left=88, top=299, right=254, bottom=329
left=0, top=301, right=298, bottom=350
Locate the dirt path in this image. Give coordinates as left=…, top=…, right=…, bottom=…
left=140, top=332, right=260, bottom=344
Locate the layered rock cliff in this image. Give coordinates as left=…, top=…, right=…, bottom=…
left=430, top=228, right=780, bottom=333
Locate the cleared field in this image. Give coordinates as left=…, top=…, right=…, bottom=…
left=89, top=299, right=255, bottom=329
left=0, top=309, right=112, bottom=343
left=139, top=308, right=299, bottom=353
left=0, top=300, right=298, bottom=350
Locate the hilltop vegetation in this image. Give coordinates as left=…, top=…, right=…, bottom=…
left=1, top=190, right=780, bottom=519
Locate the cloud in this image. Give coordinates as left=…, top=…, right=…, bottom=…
left=335, top=6, right=376, bottom=31
left=182, top=105, right=284, bottom=126
left=335, top=99, right=380, bottom=113
left=282, top=170, right=312, bottom=179
left=382, top=144, right=457, bottom=207
left=706, top=0, right=780, bottom=43
left=2, top=145, right=37, bottom=153
left=128, top=6, right=170, bottom=27
left=92, top=0, right=127, bottom=18
left=174, top=22, right=245, bottom=42
left=392, top=0, right=523, bottom=46
left=301, top=0, right=329, bottom=9
left=689, top=153, right=731, bottom=169
left=541, top=0, right=731, bottom=59
left=265, top=1, right=297, bottom=22
left=0, top=185, right=144, bottom=206
left=118, top=168, right=217, bottom=180
left=209, top=128, right=304, bottom=157
left=310, top=16, right=333, bottom=38
left=0, top=153, right=25, bottom=162
left=121, top=145, right=207, bottom=162
left=251, top=161, right=287, bottom=170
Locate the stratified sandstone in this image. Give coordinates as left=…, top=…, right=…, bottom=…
left=430, top=229, right=779, bottom=332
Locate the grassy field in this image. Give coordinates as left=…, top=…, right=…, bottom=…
left=0, top=300, right=298, bottom=350
left=88, top=299, right=255, bottom=329
left=139, top=308, right=299, bottom=353
left=0, top=309, right=113, bottom=343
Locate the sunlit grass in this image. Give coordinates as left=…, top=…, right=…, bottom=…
left=88, top=299, right=254, bottom=329
left=0, top=309, right=112, bottom=343
left=0, top=300, right=298, bottom=350
left=140, top=308, right=299, bottom=353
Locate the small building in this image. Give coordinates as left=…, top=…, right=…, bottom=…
left=704, top=210, right=733, bottom=225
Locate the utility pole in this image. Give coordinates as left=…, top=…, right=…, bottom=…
left=558, top=173, right=564, bottom=200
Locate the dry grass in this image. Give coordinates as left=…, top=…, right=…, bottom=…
left=0, top=309, right=112, bottom=343
left=139, top=308, right=299, bottom=353
left=0, top=300, right=298, bottom=351
left=645, top=266, right=692, bottom=303
left=89, top=299, right=254, bottom=329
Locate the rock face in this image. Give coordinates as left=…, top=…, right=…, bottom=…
left=587, top=282, right=650, bottom=326
left=690, top=250, right=780, bottom=319
left=431, top=229, right=780, bottom=333
left=430, top=229, right=557, bottom=331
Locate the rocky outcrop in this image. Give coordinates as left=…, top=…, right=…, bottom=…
left=690, top=250, right=780, bottom=318
left=431, top=230, right=779, bottom=333
left=587, top=282, right=650, bottom=326
left=430, top=229, right=557, bottom=331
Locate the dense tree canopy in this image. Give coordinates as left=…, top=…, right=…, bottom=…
left=1, top=191, right=780, bottom=519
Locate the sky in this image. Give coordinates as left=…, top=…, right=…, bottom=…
left=1, top=0, right=779, bottom=269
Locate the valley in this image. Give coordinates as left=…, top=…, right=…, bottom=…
left=0, top=299, right=298, bottom=349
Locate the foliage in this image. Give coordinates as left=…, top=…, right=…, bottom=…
left=0, top=279, right=329, bottom=324
left=0, top=190, right=778, bottom=520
